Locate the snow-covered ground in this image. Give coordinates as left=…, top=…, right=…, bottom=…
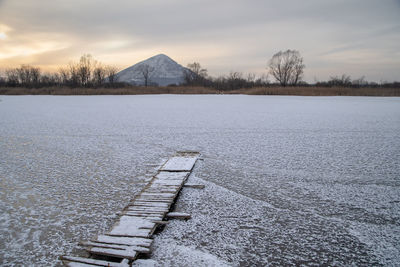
left=0, top=95, right=399, bottom=266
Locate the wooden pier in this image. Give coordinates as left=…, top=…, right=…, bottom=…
left=61, top=151, right=202, bottom=267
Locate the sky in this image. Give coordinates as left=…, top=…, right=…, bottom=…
left=0, top=0, right=399, bottom=82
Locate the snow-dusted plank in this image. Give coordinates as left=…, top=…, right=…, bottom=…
left=122, top=213, right=163, bottom=218
left=140, top=192, right=176, bottom=198
left=184, top=184, right=205, bottom=189
left=126, top=209, right=169, bottom=214
left=127, top=207, right=169, bottom=212
left=151, top=180, right=183, bottom=186
left=166, top=212, right=191, bottom=219
left=131, top=199, right=172, bottom=203
left=88, top=247, right=139, bottom=260
left=161, top=155, right=199, bottom=171
left=95, top=235, right=152, bottom=247
left=144, top=188, right=178, bottom=192
left=121, top=213, right=163, bottom=219
left=155, top=171, right=189, bottom=180
left=109, top=216, right=155, bottom=237
left=60, top=256, right=129, bottom=267
left=132, top=202, right=170, bottom=208
left=82, top=241, right=151, bottom=254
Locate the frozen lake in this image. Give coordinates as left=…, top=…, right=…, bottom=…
left=0, top=95, right=399, bottom=266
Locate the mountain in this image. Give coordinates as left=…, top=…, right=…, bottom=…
left=116, top=54, right=187, bottom=86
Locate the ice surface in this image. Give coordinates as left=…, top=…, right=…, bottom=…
left=0, top=95, right=399, bottom=266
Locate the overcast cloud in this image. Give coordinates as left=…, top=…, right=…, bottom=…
left=0, top=0, right=399, bottom=82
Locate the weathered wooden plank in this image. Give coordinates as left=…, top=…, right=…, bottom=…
left=184, top=184, right=205, bottom=189
left=155, top=171, right=190, bottom=181
left=130, top=202, right=170, bottom=208
left=88, top=247, right=139, bottom=260
left=127, top=206, right=169, bottom=212
left=166, top=212, right=191, bottom=219
left=126, top=209, right=168, bottom=213
left=108, top=216, right=155, bottom=238
left=121, top=214, right=163, bottom=221
left=161, top=155, right=199, bottom=171
left=95, top=235, right=152, bottom=247
left=140, top=192, right=176, bottom=197
left=81, top=241, right=151, bottom=253
left=60, top=256, right=129, bottom=267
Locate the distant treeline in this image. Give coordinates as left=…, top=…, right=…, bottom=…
left=1, top=86, right=399, bottom=97
left=0, top=54, right=122, bottom=88
left=1, top=53, right=399, bottom=92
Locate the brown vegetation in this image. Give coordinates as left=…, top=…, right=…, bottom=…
left=0, top=86, right=398, bottom=96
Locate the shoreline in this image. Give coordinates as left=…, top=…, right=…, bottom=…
left=1, top=86, right=399, bottom=97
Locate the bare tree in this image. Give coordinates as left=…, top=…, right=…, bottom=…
left=328, top=74, right=352, bottom=86
left=77, top=54, right=96, bottom=87
left=5, top=68, right=19, bottom=86
left=137, top=64, right=154, bottom=86
left=184, top=62, right=207, bottom=85
left=13, top=65, right=41, bottom=87
left=30, top=66, right=41, bottom=85
left=92, top=64, right=107, bottom=86
left=68, top=63, right=79, bottom=86
left=268, top=50, right=305, bottom=86
left=58, top=67, right=70, bottom=85
left=187, top=62, right=207, bottom=77
left=247, top=73, right=256, bottom=83
left=105, top=66, right=119, bottom=85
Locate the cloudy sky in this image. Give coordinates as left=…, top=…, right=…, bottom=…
left=0, top=0, right=399, bottom=82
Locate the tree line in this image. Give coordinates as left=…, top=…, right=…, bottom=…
left=0, top=54, right=119, bottom=88
left=1, top=51, right=398, bottom=89
left=183, top=50, right=399, bottom=89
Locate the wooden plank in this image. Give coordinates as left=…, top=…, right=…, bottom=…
left=60, top=256, right=128, bottom=267
left=109, top=216, right=155, bottom=237
left=155, top=172, right=190, bottom=181
left=121, top=214, right=163, bottom=221
left=184, top=184, right=205, bottom=189
left=166, top=212, right=191, bottom=219
left=81, top=241, right=150, bottom=253
left=127, top=206, right=169, bottom=211
left=95, top=235, right=152, bottom=247
left=161, top=155, right=199, bottom=171
left=88, top=247, right=139, bottom=260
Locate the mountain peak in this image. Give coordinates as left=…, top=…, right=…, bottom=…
left=116, top=54, right=187, bottom=86
left=153, top=53, right=169, bottom=58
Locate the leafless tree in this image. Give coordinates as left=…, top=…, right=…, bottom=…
left=247, top=73, right=256, bottom=83
left=328, top=74, right=352, bottom=86
left=92, top=64, right=107, bottom=86
left=13, top=65, right=41, bottom=86
left=105, top=66, right=118, bottom=84
left=77, top=54, right=97, bottom=87
left=187, top=62, right=207, bottom=77
left=184, top=62, right=207, bottom=85
left=68, top=63, right=79, bottom=86
left=137, top=64, right=154, bottom=86
left=58, top=67, right=70, bottom=85
left=30, top=66, right=41, bottom=85
left=268, top=50, right=305, bottom=86
left=5, top=68, right=19, bottom=86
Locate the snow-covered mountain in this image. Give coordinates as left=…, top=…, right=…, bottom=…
left=116, top=54, right=187, bottom=86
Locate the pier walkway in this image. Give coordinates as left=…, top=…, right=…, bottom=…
left=61, top=151, right=201, bottom=267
